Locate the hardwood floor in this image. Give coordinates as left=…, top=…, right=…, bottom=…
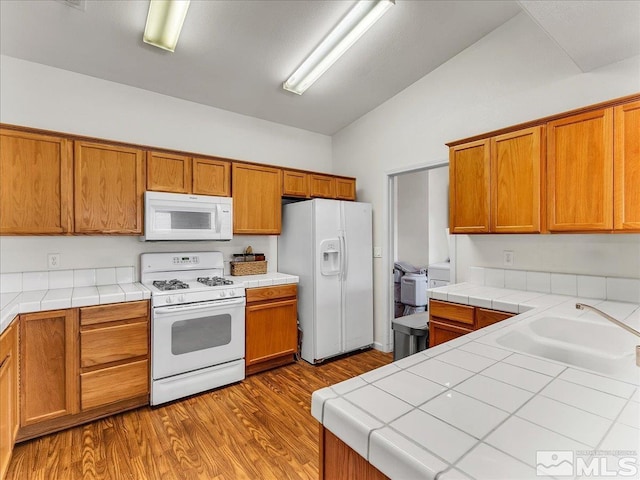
left=6, top=349, right=392, bottom=480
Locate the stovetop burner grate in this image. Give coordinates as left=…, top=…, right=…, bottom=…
left=197, top=276, right=234, bottom=287
left=153, top=279, right=190, bottom=291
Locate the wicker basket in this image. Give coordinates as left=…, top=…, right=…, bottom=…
left=230, top=260, right=267, bottom=276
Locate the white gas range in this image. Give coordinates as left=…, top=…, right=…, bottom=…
left=141, top=252, right=245, bottom=406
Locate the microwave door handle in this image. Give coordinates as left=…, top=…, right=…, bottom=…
left=216, top=204, right=222, bottom=233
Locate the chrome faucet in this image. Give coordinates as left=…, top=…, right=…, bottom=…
left=576, top=303, right=640, bottom=367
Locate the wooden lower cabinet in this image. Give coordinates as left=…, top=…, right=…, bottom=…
left=0, top=319, right=19, bottom=480
left=320, top=426, right=389, bottom=480
left=19, top=309, right=79, bottom=428
left=429, top=299, right=513, bottom=347
left=79, top=301, right=150, bottom=410
left=15, top=301, right=150, bottom=443
left=245, top=285, right=298, bottom=375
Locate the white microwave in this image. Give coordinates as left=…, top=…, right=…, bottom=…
left=142, top=191, right=233, bottom=241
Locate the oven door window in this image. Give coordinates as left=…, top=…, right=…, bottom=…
left=171, top=313, right=232, bottom=355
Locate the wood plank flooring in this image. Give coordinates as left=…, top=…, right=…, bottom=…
left=6, top=349, right=392, bottom=480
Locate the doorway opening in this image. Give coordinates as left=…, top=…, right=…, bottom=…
left=383, top=162, right=455, bottom=351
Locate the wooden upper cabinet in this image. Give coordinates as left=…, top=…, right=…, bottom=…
left=0, top=129, right=73, bottom=234
left=309, top=174, right=336, bottom=199
left=449, top=139, right=490, bottom=233
left=74, top=141, right=145, bottom=234
left=193, top=157, right=230, bottom=196
left=490, top=126, right=544, bottom=233
left=335, top=178, right=356, bottom=201
left=614, top=101, right=640, bottom=231
left=282, top=170, right=309, bottom=198
left=547, top=108, right=614, bottom=231
left=146, top=151, right=191, bottom=193
left=232, top=163, right=282, bottom=234
left=20, top=309, right=78, bottom=427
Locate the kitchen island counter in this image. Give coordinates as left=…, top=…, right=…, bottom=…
left=312, top=287, right=640, bottom=479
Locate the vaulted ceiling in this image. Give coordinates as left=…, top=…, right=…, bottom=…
left=1, top=1, right=638, bottom=135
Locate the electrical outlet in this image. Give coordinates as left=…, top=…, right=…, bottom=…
left=503, top=250, right=514, bottom=267
left=48, top=253, right=61, bottom=269
left=373, top=247, right=382, bottom=258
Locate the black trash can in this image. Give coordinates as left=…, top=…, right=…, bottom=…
left=391, top=312, right=429, bottom=361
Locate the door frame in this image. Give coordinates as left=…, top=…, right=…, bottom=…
left=382, top=161, right=453, bottom=352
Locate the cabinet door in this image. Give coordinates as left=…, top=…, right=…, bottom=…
left=193, top=157, right=230, bottom=196
left=20, top=310, right=78, bottom=426
left=449, top=139, right=490, bottom=233
left=232, top=163, right=282, bottom=234
left=246, top=299, right=297, bottom=370
left=614, top=101, right=640, bottom=231
left=547, top=108, right=613, bottom=231
left=0, top=320, right=18, bottom=479
left=335, top=178, right=356, bottom=201
left=282, top=170, right=309, bottom=198
left=476, top=308, right=513, bottom=329
left=309, top=174, right=336, bottom=198
left=146, top=151, right=191, bottom=193
left=0, top=129, right=73, bottom=234
left=75, top=141, right=145, bottom=234
left=491, top=127, right=544, bottom=233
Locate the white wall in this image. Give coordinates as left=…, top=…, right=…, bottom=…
left=396, top=170, right=429, bottom=267
left=332, top=12, right=640, bottom=351
left=428, top=166, right=449, bottom=264
left=0, top=55, right=332, bottom=277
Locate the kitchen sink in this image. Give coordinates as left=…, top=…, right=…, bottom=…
left=495, top=316, right=639, bottom=382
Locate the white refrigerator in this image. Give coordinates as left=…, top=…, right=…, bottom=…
left=278, top=199, right=373, bottom=364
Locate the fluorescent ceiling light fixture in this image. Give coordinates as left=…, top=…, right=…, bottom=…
left=143, top=0, right=190, bottom=52
left=283, top=0, right=394, bottom=95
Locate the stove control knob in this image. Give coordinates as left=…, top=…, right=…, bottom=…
left=165, top=296, right=173, bottom=304
left=178, top=294, right=185, bottom=302
left=220, top=291, right=227, bottom=298
left=229, top=290, right=235, bottom=297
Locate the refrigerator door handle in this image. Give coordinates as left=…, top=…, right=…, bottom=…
left=340, top=234, right=348, bottom=280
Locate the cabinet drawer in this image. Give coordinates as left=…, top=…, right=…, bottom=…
left=81, top=360, right=148, bottom=410
left=80, top=301, right=148, bottom=326
left=81, top=321, right=148, bottom=368
left=246, top=284, right=297, bottom=304
left=429, top=300, right=475, bottom=326
left=476, top=308, right=513, bottom=329
left=429, top=320, right=473, bottom=348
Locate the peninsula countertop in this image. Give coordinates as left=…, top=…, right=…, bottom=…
left=312, top=285, right=640, bottom=479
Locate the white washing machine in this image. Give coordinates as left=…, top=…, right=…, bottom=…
left=427, top=262, right=450, bottom=288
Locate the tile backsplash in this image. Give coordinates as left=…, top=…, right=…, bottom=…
left=0, top=266, right=136, bottom=293
left=468, top=267, right=640, bottom=304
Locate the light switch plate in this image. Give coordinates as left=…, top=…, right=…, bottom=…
left=373, top=247, right=382, bottom=258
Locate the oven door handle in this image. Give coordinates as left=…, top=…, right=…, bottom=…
left=154, top=297, right=245, bottom=314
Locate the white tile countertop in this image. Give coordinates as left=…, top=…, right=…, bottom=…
left=0, top=266, right=150, bottom=335
left=312, top=284, right=640, bottom=480
left=0, top=269, right=299, bottom=335
left=230, top=272, right=299, bottom=288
